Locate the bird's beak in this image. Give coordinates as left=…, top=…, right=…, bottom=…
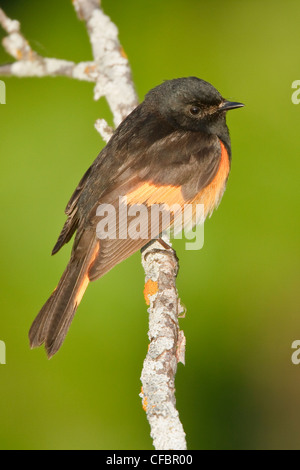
left=220, top=100, right=245, bottom=111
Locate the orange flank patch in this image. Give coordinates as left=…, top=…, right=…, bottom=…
left=125, top=139, right=230, bottom=222
left=74, top=242, right=100, bottom=307
left=144, top=279, right=158, bottom=305
left=192, top=140, right=230, bottom=217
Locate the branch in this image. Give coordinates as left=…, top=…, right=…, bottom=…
left=0, top=8, right=97, bottom=81
left=141, top=237, right=187, bottom=450
left=73, top=0, right=139, bottom=128
left=0, top=0, right=187, bottom=450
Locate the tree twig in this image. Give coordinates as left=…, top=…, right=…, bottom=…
left=0, top=0, right=187, bottom=449
left=0, top=8, right=97, bottom=80
left=0, top=1, right=139, bottom=141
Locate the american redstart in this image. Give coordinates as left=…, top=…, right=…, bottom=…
left=29, top=77, right=244, bottom=358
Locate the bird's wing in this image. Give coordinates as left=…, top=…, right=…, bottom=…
left=52, top=124, right=225, bottom=262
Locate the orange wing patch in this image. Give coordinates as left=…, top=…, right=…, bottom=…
left=126, top=182, right=185, bottom=207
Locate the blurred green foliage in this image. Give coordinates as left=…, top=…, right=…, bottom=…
left=0, top=0, right=299, bottom=450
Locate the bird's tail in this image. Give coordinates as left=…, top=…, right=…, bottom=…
left=29, top=238, right=99, bottom=358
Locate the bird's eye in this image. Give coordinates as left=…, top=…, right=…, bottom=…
left=189, top=106, right=200, bottom=116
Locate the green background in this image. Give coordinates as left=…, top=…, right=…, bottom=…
left=0, top=0, right=299, bottom=450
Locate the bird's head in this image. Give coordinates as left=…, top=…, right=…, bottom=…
left=145, top=77, right=244, bottom=133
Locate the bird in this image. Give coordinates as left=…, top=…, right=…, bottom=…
left=29, top=76, right=244, bottom=358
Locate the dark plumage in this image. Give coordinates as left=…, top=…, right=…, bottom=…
left=29, top=77, right=244, bottom=358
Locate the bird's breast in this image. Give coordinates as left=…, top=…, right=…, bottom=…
left=191, top=139, right=230, bottom=218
